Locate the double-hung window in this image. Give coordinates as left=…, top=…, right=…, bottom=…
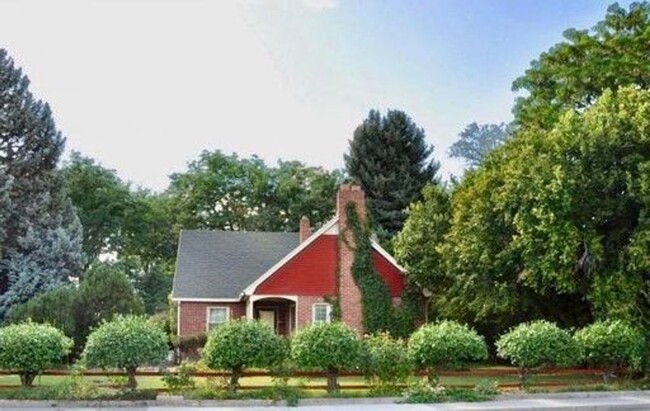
left=312, top=303, right=332, bottom=324
left=207, top=307, right=229, bottom=331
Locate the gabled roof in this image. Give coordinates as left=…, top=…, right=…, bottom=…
left=172, top=230, right=299, bottom=300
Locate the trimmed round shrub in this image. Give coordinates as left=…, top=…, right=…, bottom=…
left=408, top=321, right=488, bottom=384
left=361, top=332, right=412, bottom=393
left=574, top=320, right=645, bottom=383
left=82, top=315, right=168, bottom=390
left=496, top=320, right=580, bottom=385
left=203, top=319, right=286, bottom=393
left=0, top=322, right=73, bottom=386
left=291, top=322, right=362, bottom=393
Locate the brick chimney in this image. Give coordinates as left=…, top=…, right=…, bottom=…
left=299, top=216, right=312, bottom=243
left=336, top=184, right=365, bottom=333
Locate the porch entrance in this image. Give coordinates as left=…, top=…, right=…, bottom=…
left=250, top=296, right=296, bottom=335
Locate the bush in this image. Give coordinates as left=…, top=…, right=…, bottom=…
left=162, top=362, right=197, bottom=392
left=202, top=319, right=286, bottom=393
left=408, top=321, right=487, bottom=384
left=0, top=322, right=73, bottom=386
left=361, top=332, right=412, bottom=393
left=291, top=322, right=362, bottom=393
left=496, top=320, right=580, bottom=386
left=7, top=286, right=78, bottom=338
left=574, top=320, right=645, bottom=383
left=81, top=315, right=168, bottom=390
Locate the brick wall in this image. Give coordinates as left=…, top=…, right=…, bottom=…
left=337, top=184, right=365, bottom=334
left=178, top=301, right=246, bottom=335
left=296, top=295, right=330, bottom=331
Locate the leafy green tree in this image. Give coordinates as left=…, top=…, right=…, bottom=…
left=449, top=122, right=509, bottom=167
left=496, top=321, right=580, bottom=386
left=169, top=150, right=340, bottom=232
left=7, top=286, right=78, bottom=338
left=61, top=151, right=133, bottom=264
left=407, top=321, right=487, bottom=384
left=291, top=322, right=363, bottom=393
left=0, top=48, right=84, bottom=318
left=513, top=2, right=650, bottom=128
left=344, top=109, right=439, bottom=243
left=440, top=88, right=650, bottom=331
left=202, top=319, right=286, bottom=393
left=75, top=262, right=145, bottom=352
left=82, top=315, right=168, bottom=390
left=394, top=184, right=451, bottom=299
left=574, top=320, right=645, bottom=383
left=360, top=332, right=412, bottom=393
left=0, top=322, right=72, bottom=386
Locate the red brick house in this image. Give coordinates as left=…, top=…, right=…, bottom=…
left=171, top=184, right=405, bottom=336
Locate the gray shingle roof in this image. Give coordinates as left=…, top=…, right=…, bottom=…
left=172, top=230, right=299, bottom=300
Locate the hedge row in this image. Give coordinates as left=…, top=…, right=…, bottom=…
left=0, top=317, right=644, bottom=391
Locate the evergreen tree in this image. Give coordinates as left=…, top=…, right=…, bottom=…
left=0, top=49, right=84, bottom=319
left=344, top=109, right=439, bottom=243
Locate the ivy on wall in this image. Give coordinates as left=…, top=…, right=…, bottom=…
left=345, top=203, right=397, bottom=334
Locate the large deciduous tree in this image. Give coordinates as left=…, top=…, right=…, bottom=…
left=513, top=2, right=650, bottom=128
left=344, top=109, right=439, bottom=244
left=0, top=49, right=84, bottom=319
left=169, top=150, right=341, bottom=232
left=441, top=87, right=650, bottom=330
left=449, top=122, right=509, bottom=167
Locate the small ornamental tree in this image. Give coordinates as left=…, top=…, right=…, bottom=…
left=0, top=322, right=72, bottom=386
left=574, top=320, right=645, bottom=383
left=291, top=322, right=362, bottom=393
left=202, top=319, right=286, bottom=393
left=496, top=320, right=580, bottom=386
left=82, top=315, right=168, bottom=390
left=408, top=321, right=488, bottom=384
left=361, top=332, right=413, bottom=392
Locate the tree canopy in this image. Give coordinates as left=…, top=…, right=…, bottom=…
left=0, top=48, right=84, bottom=319
left=513, top=2, right=650, bottom=128
left=449, top=122, right=509, bottom=167
left=344, top=109, right=439, bottom=244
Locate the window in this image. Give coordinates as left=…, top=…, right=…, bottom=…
left=312, top=303, right=332, bottom=324
left=207, top=307, right=229, bottom=331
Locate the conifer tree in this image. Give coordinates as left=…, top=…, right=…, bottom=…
left=0, top=49, right=84, bottom=318
left=344, top=109, right=439, bottom=243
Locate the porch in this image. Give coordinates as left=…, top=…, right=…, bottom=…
left=246, top=295, right=297, bottom=335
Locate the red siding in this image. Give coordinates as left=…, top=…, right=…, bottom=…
left=256, top=235, right=337, bottom=296
left=373, top=251, right=404, bottom=297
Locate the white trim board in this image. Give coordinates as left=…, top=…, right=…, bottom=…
left=242, top=217, right=339, bottom=296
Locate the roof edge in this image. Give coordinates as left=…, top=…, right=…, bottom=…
left=242, top=216, right=339, bottom=296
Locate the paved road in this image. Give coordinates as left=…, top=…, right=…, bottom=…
left=3, top=393, right=650, bottom=410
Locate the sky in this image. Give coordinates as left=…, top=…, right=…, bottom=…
left=0, top=0, right=633, bottom=191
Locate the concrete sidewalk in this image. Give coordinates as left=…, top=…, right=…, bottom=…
left=2, top=391, right=650, bottom=410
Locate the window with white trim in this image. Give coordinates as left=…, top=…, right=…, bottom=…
left=207, top=307, right=229, bottom=331
left=312, top=303, right=332, bottom=324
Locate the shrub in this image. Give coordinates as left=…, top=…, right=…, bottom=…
left=496, top=320, right=580, bottom=386
left=408, top=321, right=487, bottom=384
left=361, top=332, right=412, bottom=393
left=81, top=315, right=168, bottom=390
left=291, top=322, right=362, bottom=393
left=202, top=319, right=286, bottom=393
left=162, top=362, right=197, bottom=392
left=0, top=322, right=73, bottom=386
left=7, top=286, right=78, bottom=338
left=574, top=320, right=645, bottom=383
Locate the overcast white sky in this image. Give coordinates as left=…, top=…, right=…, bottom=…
left=0, top=0, right=625, bottom=191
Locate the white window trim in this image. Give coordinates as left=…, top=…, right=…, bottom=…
left=206, top=306, right=231, bottom=332
left=311, top=303, right=332, bottom=324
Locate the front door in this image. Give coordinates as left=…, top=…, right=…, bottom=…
left=258, top=309, right=276, bottom=331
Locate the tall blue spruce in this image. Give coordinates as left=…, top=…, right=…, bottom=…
left=0, top=49, right=84, bottom=319
left=344, top=109, right=439, bottom=245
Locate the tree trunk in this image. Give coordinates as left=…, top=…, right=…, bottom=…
left=126, top=366, right=138, bottom=390
left=326, top=367, right=339, bottom=393
left=519, top=367, right=530, bottom=389
left=229, top=366, right=242, bottom=394
left=20, top=372, right=36, bottom=387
